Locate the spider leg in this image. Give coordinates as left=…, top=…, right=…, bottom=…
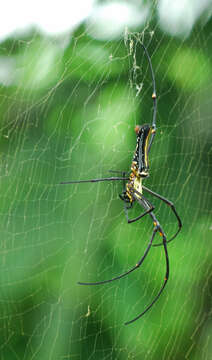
left=143, top=185, right=182, bottom=246
left=78, top=197, right=154, bottom=286
left=60, top=176, right=129, bottom=185
left=125, top=212, right=169, bottom=325
left=78, top=218, right=156, bottom=286
left=124, top=195, right=154, bottom=224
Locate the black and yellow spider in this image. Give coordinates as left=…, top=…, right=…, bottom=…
left=61, top=42, right=182, bottom=325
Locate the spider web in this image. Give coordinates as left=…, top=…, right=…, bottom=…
left=0, top=6, right=212, bottom=360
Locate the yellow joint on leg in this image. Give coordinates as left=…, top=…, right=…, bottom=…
left=159, top=232, right=163, bottom=237
left=152, top=92, right=156, bottom=99
left=153, top=221, right=157, bottom=226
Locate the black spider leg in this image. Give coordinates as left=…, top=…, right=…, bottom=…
left=138, top=41, right=157, bottom=153
left=78, top=196, right=155, bottom=286
left=125, top=211, right=169, bottom=325
left=143, top=185, right=182, bottom=247
left=60, top=176, right=129, bottom=185
left=124, top=195, right=154, bottom=224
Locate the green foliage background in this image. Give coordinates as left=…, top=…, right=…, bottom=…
left=0, top=14, right=212, bottom=360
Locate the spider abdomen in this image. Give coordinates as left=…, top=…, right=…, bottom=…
left=133, top=177, right=142, bottom=198
left=134, top=124, right=152, bottom=177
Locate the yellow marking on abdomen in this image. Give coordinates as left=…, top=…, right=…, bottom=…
left=133, top=177, right=142, bottom=198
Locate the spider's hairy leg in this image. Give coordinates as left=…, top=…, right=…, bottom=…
left=143, top=185, right=182, bottom=246
left=125, top=212, right=169, bottom=325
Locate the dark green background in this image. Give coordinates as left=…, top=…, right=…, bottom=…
left=0, top=14, right=211, bottom=360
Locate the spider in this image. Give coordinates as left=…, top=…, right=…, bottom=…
left=61, top=42, right=182, bottom=325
